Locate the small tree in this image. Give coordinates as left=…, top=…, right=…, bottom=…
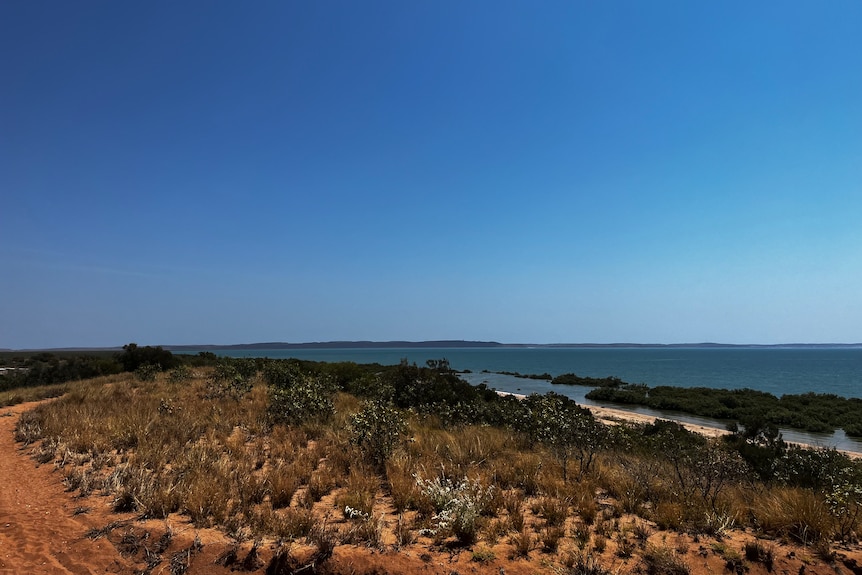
left=723, top=416, right=785, bottom=481
left=425, top=358, right=451, bottom=373
left=349, top=400, right=406, bottom=469
left=525, top=393, right=608, bottom=481
left=692, top=443, right=748, bottom=512
left=117, top=343, right=177, bottom=372
left=645, top=420, right=746, bottom=512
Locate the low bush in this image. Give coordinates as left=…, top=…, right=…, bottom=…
left=349, top=399, right=406, bottom=468
left=416, top=474, right=495, bottom=544
left=167, top=364, right=192, bottom=384
left=268, top=375, right=334, bottom=426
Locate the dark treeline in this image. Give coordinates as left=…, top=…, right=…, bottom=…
left=0, top=343, right=218, bottom=392
left=485, top=370, right=553, bottom=380
left=551, top=373, right=625, bottom=387
left=0, top=352, right=121, bottom=390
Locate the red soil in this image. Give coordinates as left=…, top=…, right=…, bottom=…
left=2, top=400, right=862, bottom=575
left=0, top=401, right=135, bottom=574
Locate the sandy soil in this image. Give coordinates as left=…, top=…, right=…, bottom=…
left=3, top=398, right=862, bottom=575
left=0, top=397, right=567, bottom=575
left=0, top=401, right=136, bottom=574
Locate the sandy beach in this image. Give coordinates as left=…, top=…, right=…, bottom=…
left=586, top=403, right=730, bottom=437
left=495, top=390, right=862, bottom=457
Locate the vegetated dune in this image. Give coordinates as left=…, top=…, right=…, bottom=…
left=2, top=367, right=862, bottom=575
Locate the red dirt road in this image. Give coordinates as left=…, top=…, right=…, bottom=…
left=0, top=402, right=135, bottom=575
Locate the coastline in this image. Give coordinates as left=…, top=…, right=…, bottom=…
left=495, top=391, right=862, bottom=458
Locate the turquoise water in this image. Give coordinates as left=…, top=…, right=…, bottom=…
left=208, top=347, right=862, bottom=398
left=190, top=346, right=862, bottom=452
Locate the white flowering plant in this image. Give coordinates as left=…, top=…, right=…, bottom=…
left=415, top=475, right=495, bottom=544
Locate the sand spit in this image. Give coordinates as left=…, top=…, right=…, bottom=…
left=496, top=390, right=862, bottom=457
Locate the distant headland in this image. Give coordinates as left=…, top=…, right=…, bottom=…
left=162, top=341, right=862, bottom=351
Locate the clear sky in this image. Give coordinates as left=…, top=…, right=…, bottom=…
left=2, top=1, right=861, bottom=348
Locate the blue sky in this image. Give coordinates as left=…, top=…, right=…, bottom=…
left=2, top=1, right=861, bottom=348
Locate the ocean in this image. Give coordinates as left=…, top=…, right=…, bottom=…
left=189, top=346, right=862, bottom=452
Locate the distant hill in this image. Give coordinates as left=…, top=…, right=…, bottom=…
left=163, top=341, right=862, bottom=351
left=164, top=340, right=505, bottom=351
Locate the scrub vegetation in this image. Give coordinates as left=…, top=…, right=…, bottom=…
left=7, top=353, right=862, bottom=574
left=580, top=381, right=862, bottom=436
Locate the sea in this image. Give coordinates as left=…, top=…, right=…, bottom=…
left=186, top=346, right=862, bottom=452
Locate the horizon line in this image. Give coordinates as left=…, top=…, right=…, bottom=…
left=4, top=340, right=862, bottom=352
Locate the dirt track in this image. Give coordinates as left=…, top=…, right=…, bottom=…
left=0, top=400, right=544, bottom=575
left=0, top=402, right=135, bottom=575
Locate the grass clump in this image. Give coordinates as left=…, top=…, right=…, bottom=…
left=564, top=551, right=612, bottom=575
left=471, top=545, right=496, bottom=562
left=1, top=383, right=68, bottom=407
left=642, top=545, right=690, bottom=575
left=509, top=527, right=534, bottom=559
left=744, top=540, right=775, bottom=572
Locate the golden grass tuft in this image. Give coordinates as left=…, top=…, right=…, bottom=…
left=753, top=487, right=834, bottom=545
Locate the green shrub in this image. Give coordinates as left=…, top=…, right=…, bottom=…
left=208, top=361, right=253, bottom=399
left=268, top=376, right=334, bottom=426
left=471, top=546, right=496, bottom=562
left=168, top=364, right=192, bottom=384
left=134, top=363, right=160, bottom=382
left=525, top=392, right=608, bottom=480
left=349, top=400, right=406, bottom=468
left=824, top=466, right=862, bottom=541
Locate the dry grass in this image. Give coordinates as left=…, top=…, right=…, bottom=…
left=0, top=382, right=69, bottom=407
left=752, top=487, right=834, bottom=545
left=510, top=526, right=534, bottom=559
left=642, top=544, right=690, bottom=575
left=12, top=369, right=862, bottom=575
left=335, top=466, right=379, bottom=516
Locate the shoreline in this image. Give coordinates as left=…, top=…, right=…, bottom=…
left=495, top=391, right=862, bottom=458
